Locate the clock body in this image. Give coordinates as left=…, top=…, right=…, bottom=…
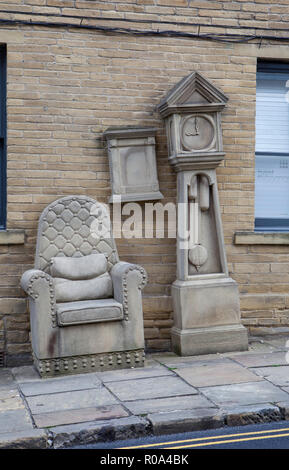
left=165, top=111, right=224, bottom=170
left=158, top=72, right=228, bottom=171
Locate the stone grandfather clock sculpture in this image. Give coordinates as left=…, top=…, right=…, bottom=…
left=158, top=72, right=248, bottom=355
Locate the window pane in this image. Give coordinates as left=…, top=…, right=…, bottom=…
left=255, top=64, right=289, bottom=231
left=255, top=154, right=289, bottom=219
left=256, top=72, right=289, bottom=154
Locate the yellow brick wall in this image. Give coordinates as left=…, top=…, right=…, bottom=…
left=1, top=0, right=289, bottom=363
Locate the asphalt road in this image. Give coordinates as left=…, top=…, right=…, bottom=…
left=71, top=420, right=289, bottom=449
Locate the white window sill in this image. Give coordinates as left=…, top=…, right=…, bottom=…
left=0, top=230, right=25, bottom=245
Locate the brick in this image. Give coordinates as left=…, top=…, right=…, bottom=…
left=234, top=263, right=270, bottom=274
left=143, top=296, right=172, bottom=313
left=240, top=295, right=285, bottom=310
left=0, top=299, right=27, bottom=315
left=271, top=263, right=289, bottom=273
left=6, top=331, right=29, bottom=343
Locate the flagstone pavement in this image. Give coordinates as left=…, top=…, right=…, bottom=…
left=1, top=333, right=289, bottom=448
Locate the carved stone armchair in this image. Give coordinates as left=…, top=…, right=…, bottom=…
left=21, top=196, right=147, bottom=377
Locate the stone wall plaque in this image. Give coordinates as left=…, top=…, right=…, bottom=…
left=104, top=127, right=163, bottom=203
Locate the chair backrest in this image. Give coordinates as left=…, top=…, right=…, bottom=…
left=34, top=195, right=119, bottom=273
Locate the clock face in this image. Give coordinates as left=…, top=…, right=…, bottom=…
left=181, top=114, right=216, bottom=152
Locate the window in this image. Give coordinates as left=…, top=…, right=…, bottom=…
left=0, top=46, right=6, bottom=229
left=255, top=60, right=289, bottom=232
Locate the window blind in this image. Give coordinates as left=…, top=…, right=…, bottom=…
left=255, top=72, right=289, bottom=153
left=0, top=47, right=6, bottom=229
left=255, top=66, right=289, bottom=229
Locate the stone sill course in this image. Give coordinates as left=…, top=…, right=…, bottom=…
left=0, top=230, right=25, bottom=245
left=1, top=333, right=289, bottom=449
left=234, top=231, right=289, bottom=245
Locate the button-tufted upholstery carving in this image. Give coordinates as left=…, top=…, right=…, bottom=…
left=35, top=195, right=119, bottom=273
left=21, top=195, right=147, bottom=378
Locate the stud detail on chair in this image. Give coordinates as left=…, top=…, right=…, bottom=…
left=122, top=265, right=147, bottom=321
left=34, top=349, right=145, bottom=378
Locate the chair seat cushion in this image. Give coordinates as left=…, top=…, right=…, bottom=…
left=56, top=298, right=124, bottom=326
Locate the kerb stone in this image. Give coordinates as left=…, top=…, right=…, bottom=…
left=147, top=409, right=224, bottom=436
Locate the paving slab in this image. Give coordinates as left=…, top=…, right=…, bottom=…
left=25, top=387, right=118, bottom=414
left=122, top=394, right=216, bottom=415
left=144, top=358, right=168, bottom=367
left=260, top=337, right=288, bottom=351
left=0, top=389, right=26, bottom=412
left=12, top=366, right=40, bottom=383
left=145, top=353, right=176, bottom=365
left=251, top=365, right=289, bottom=386
left=222, top=404, right=282, bottom=426
left=105, top=376, right=197, bottom=402
left=50, top=416, right=149, bottom=449
left=0, top=429, right=48, bottom=449
left=19, top=373, right=101, bottom=396
left=96, top=364, right=173, bottom=383
left=247, top=340, right=276, bottom=353
left=200, top=381, right=289, bottom=407
left=33, top=404, right=129, bottom=428
left=0, top=369, right=16, bottom=390
left=175, top=361, right=262, bottom=387
left=229, top=351, right=288, bottom=368
left=153, top=353, right=224, bottom=368
left=0, top=409, right=34, bottom=433
left=147, top=408, right=224, bottom=436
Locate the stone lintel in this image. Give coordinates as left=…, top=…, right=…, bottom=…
left=103, top=126, right=157, bottom=140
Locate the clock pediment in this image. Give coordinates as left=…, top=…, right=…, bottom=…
left=182, top=90, right=208, bottom=105
left=158, top=71, right=228, bottom=117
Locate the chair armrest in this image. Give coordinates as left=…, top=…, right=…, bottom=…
left=21, top=269, right=54, bottom=299
left=111, top=262, right=147, bottom=321
left=21, top=269, right=58, bottom=331
left=111, top=262, right=147, bottom=291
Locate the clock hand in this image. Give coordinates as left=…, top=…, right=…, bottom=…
left=185, top=117, right=199, bottom=136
